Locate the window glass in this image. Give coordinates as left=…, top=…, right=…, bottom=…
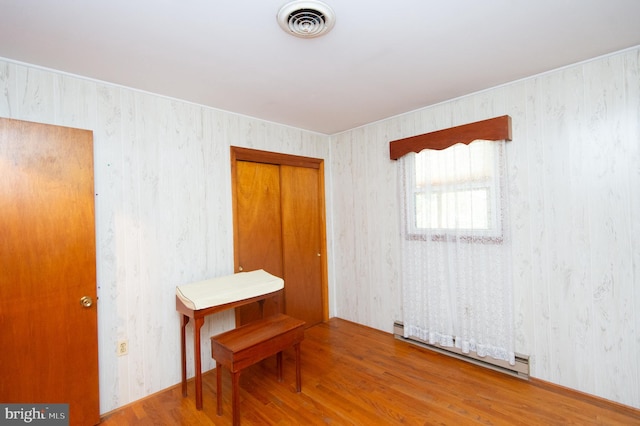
left=407, top=140, right=502, bottom=238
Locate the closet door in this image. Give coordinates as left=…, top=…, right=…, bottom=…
left=231, top=147, right=327, bottom=327
left=280, top=165, right=324, bottom=326
left=234, top=160, right=284, bottom=324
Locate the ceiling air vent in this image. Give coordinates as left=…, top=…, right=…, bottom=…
left=277, top=1, right=336, bottom=38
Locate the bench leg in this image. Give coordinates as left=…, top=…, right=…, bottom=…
left=232, top=370, right=241, bottom=426
left=216, top=362, right=222, bottom=416
left=295, top=342, right=302, bottom=393
left=277, top=351, right=283, bottom=382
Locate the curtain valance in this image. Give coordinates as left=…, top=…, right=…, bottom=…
left=389, top=115, right=512, bottom=160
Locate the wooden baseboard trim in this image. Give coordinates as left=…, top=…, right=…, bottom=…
left=99, top=384, right=182, bottom=421
left=100, top=369, right=217, bottom=421
left=529, top=378, right=640, bottom=419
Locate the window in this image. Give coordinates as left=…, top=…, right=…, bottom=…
left=392, top=116, right=515, bottom=366
left=405, top=140, right=504, bottom=241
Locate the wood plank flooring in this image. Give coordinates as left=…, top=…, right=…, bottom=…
left=100, top=318, right=640, bottom=425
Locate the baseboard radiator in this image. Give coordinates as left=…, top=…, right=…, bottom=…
left=394, top=321, right=530, bottom=380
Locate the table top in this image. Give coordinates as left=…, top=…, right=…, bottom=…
left=176, top=269, right=284, bottom=311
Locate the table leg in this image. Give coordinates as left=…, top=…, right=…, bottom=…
left=180, top=314, right=190, bottom=397
left=194, top=316, right=205, bottom=410
left=258, top=299, right=265, bottom=318
left=216, top=361, right=223, bottom=416
left=294, top=342, right=301, bottom=392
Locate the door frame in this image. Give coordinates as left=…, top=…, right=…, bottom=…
left=230, top=146, right=329, bottom=321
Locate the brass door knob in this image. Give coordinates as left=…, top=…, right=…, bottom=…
left=80, top=296, right=93, bottom=308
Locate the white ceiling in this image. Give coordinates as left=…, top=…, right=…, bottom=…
left=1, top=1, right=639, bottom=135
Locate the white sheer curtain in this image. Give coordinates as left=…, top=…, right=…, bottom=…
left=399, top=140, right=515, bottom=364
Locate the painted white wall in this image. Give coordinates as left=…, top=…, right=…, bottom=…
left=0, top=59, right=332, bottom=414
left=330, top=47, right=640, bottom=408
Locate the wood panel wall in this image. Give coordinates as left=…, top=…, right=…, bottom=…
left=0, top=59, right=331, bottom=414
left=2, top=46, right=639, bottom=413
left=330, top=47, right=640, bottom=409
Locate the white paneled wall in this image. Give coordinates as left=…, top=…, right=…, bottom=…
left=2, top=45, right=639, bottom=413
left=330, top=47, right=640, bottom=408
left=0, top=59, right=331, bottom=413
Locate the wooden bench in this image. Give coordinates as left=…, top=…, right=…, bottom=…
left=210, top=313, right=305, bottom=426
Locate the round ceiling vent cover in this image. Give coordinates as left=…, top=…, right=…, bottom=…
left=277, top=1, right=336, bottom=38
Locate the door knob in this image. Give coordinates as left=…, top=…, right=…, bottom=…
left=80, top=296, right=93, bottom=308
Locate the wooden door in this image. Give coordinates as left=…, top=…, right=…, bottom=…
left=234, top=160, right=284, bottom=324
left=0, top=117, right=99, bottom=425
left=231, top=147, right=327, bottom=327
left=280, top=165, right=324, bottom=325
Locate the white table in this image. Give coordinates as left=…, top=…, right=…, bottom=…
left=175, top=269, right=284, bottom=409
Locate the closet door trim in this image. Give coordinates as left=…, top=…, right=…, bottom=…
left=231, top=146, right=322, bottom=169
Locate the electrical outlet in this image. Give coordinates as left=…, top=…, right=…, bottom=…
left=117, top=339, right=128, bottom=356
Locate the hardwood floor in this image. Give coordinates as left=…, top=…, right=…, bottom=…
left=100, top=318, right=640, bottom=425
